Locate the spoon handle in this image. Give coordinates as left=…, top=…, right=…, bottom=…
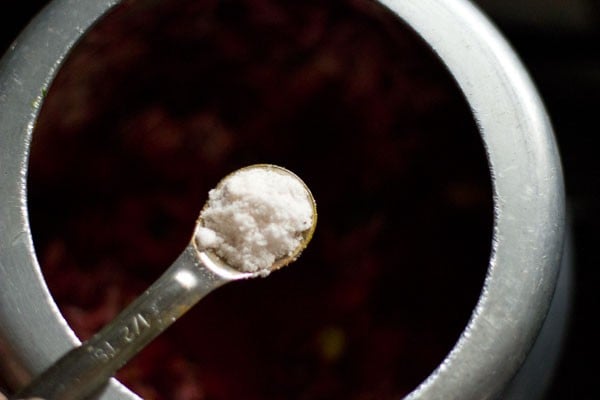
left=14, top=245, right=228, bottom=400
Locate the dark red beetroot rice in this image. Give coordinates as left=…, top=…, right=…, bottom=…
left=27, top=0, right=493, bottom=399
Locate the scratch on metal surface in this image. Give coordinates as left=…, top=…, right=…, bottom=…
left=11, top=231, right=28, bottom=248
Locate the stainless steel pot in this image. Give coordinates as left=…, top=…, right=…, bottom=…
left=0, top=0, right=568, bottom=399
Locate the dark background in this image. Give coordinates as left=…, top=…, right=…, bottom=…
left=1, top=0, right=598, bottom=399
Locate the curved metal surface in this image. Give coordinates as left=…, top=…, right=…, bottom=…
left=0, top=1, right=137, bottom=399
left=376, top=0, right=565, bottom=399
left=0, top=0, right=564, bottom=400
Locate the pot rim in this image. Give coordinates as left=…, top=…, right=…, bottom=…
left=0, top=0, right=565, bottom=399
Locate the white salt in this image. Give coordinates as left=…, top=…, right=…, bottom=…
left=195, top=166, right=314, bottom=274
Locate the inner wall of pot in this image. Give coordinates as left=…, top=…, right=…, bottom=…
left=26, top=0, right=493, bottom=399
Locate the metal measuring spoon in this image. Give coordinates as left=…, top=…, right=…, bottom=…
left=14, top=165, right=317, bottom=400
